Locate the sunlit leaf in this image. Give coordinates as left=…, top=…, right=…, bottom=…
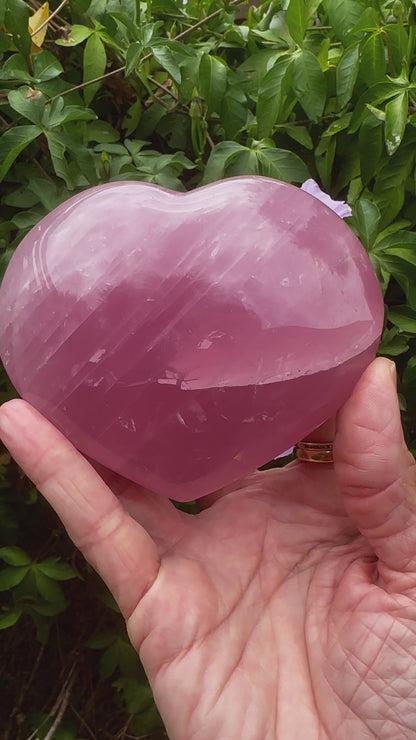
left=199, top=54, right=227, bottom=116
left=0, top=125, right=41, bottom=183
left=291, top=50, right=326, bottom=121
left=0, top=607, right=22, bottom=629
left=29, top=1, right=49, bottom=54
left=336, top=43, right=359, bottom=109
left=83, top=32, right=107, bottom=106
left=385, top=91, right=408, bottom=155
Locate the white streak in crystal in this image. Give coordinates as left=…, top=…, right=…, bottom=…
left=198, top=338, right=212, bottom=349
left=89, top=349, right=106, bottom=363
left=32, top=238, right=53, bottom=290
left=118, top=417, right=137, bottom=432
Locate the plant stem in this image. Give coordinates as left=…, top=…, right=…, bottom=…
left=47, top=0, right=247, bottom=102
left=29, top=0, right=69, bottom=38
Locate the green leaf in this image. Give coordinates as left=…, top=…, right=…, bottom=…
left=326, top=0, right=368, bottom=43
left=384, top=23, right=409, bottom=77
left=354, top=198, right=381, bottom=251
left=291, top=50, right=326, bottom=122
left=0, top=27, right=10, bottom=52
left=0, top=125, right=41, bottom=183
left=86, top=120, right=120, bottom=143
left=324, top=113, right=352, bottom=136
left=0, top=565, right=30, bottom=590
left=31, top=600, right=69, bottom=616
left=336, top=43, right=359, bottom=109
left=12, top=209, right=44, bottom=229
left=31, top=51, right=64, bottom=82
left=152, top=0, right=187, bottom=18
left=37, top=558, right=78, bottom=581
left=0, top=53, right=33, bottom=82
left=349, top=82, right=407, bottom=133
left=378, top=327, right=409, bottom=357
left=42, top=98, right=95, bottom=129
left=5, top=0, right=31, bottom=56
left=358, top=115, right=383, bottom=185
left=125, top=41, right=143, bottom=76
left=374, top=184, right=405, bottom=229
left=27, top=178, right=67, bottom=211
left=221, top=88, right=248, bottom=140
left=256, top=56, right=293, bottom=138
left=199, top=54, right=228, bottom=116
left=33, top=567, right=65, bottom=602
left=360, top=33, right=387, bottom=87
left=286, top=0, right=309, bottom=46
left=55, top=24, right=93, bottom=46
left=45, top=130, right=74, bottom=188
left=150, top=40, right=182, bottom=84
left=375, top=230, right=416, bottom=256
left=8, top=87, right=46, bottom=125
left=385, top=91, right=408, bottom=155
left=315, top=133, right=336, bottom=191
left=202, top=141, right=247, bottom=184
left=255, top=144, right=309, bottom=183
left=113, top=677, right=154, bottom=715
left=0, top=607, right=22, bottom=629
left=0, top=545, right=31, bottom=566
left=281, top=124, right=313, bottom=149
left=83, top=33, right=107, bottom=106
left=374, top=143, right=415, bottom=195
left=236, top=50, right=282, bottom=99
left=85, top=631, right=115, bottom=649
left=74, top=0, right=91, bottom=11
left=389, top=305, right=416, bottom=333
left=348, top=6, right=380, bottom=36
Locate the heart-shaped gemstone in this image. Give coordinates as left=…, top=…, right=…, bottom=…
left=0, top=177, right=383, bottom=500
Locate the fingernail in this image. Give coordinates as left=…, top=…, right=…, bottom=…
left=389, top=360, right=397, bottom=384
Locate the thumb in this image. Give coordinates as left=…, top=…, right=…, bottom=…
left=334, top=357, right=416, bottom=590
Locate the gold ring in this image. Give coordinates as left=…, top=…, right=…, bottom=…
left=294, top=441, right=334, bottom=463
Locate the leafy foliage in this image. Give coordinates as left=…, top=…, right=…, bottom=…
left=3, top=0, right=416, bottom=735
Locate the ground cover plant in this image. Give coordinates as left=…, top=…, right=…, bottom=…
left=2, top=0, right=416, bottom=736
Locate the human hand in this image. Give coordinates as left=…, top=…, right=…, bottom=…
left=0, top=357, right=415, bottom=740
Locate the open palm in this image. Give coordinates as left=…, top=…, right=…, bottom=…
left=1, top=358, right=416, bottom=740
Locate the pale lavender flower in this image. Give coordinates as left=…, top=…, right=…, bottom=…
left=301, top=178, right=352, bottom=219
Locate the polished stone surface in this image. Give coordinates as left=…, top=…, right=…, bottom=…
left=0, top=177, right=384, bottom=500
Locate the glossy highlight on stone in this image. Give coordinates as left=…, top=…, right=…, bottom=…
left=0, top=177, right=384, bottom=501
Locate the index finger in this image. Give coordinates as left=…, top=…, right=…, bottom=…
left=0, top=399, right=160, bottom=619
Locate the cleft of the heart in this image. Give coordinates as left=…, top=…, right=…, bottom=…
left=0, top=177, right=384, bottom=501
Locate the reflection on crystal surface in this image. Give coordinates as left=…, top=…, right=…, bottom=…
left=0, top=177, right=384, bottom=500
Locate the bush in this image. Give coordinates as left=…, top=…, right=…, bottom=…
left=1, top=0, right=416, bottom=736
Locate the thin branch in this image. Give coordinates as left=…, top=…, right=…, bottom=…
left=68, top=703, right=99, bottom=740
left=149, top=76, right=179, bottom=102
left=43, top=669, right=77, bottom=740
left=173, top=0, right=247, bottom=42
left=29, top=0, right=69, bottom=37
left=48, top=65, right=126, bottom=101
left=47, top=0, right=247, bottom=103
left=32, top=158, right=56, bottom=184
left=27, top=0, right=61, bottom=29
left=25, top=666, right=77, bottom=740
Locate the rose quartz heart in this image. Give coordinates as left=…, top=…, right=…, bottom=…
left=0, top=177, right=383, bottom=500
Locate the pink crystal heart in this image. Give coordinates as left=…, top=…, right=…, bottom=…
left=0, top=177, right=383, bottom=501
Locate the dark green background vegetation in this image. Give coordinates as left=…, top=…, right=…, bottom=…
left=1, top=0, right=416, bottom=736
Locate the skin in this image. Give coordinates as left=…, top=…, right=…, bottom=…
left=0, top=357, right=416, bottom=739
